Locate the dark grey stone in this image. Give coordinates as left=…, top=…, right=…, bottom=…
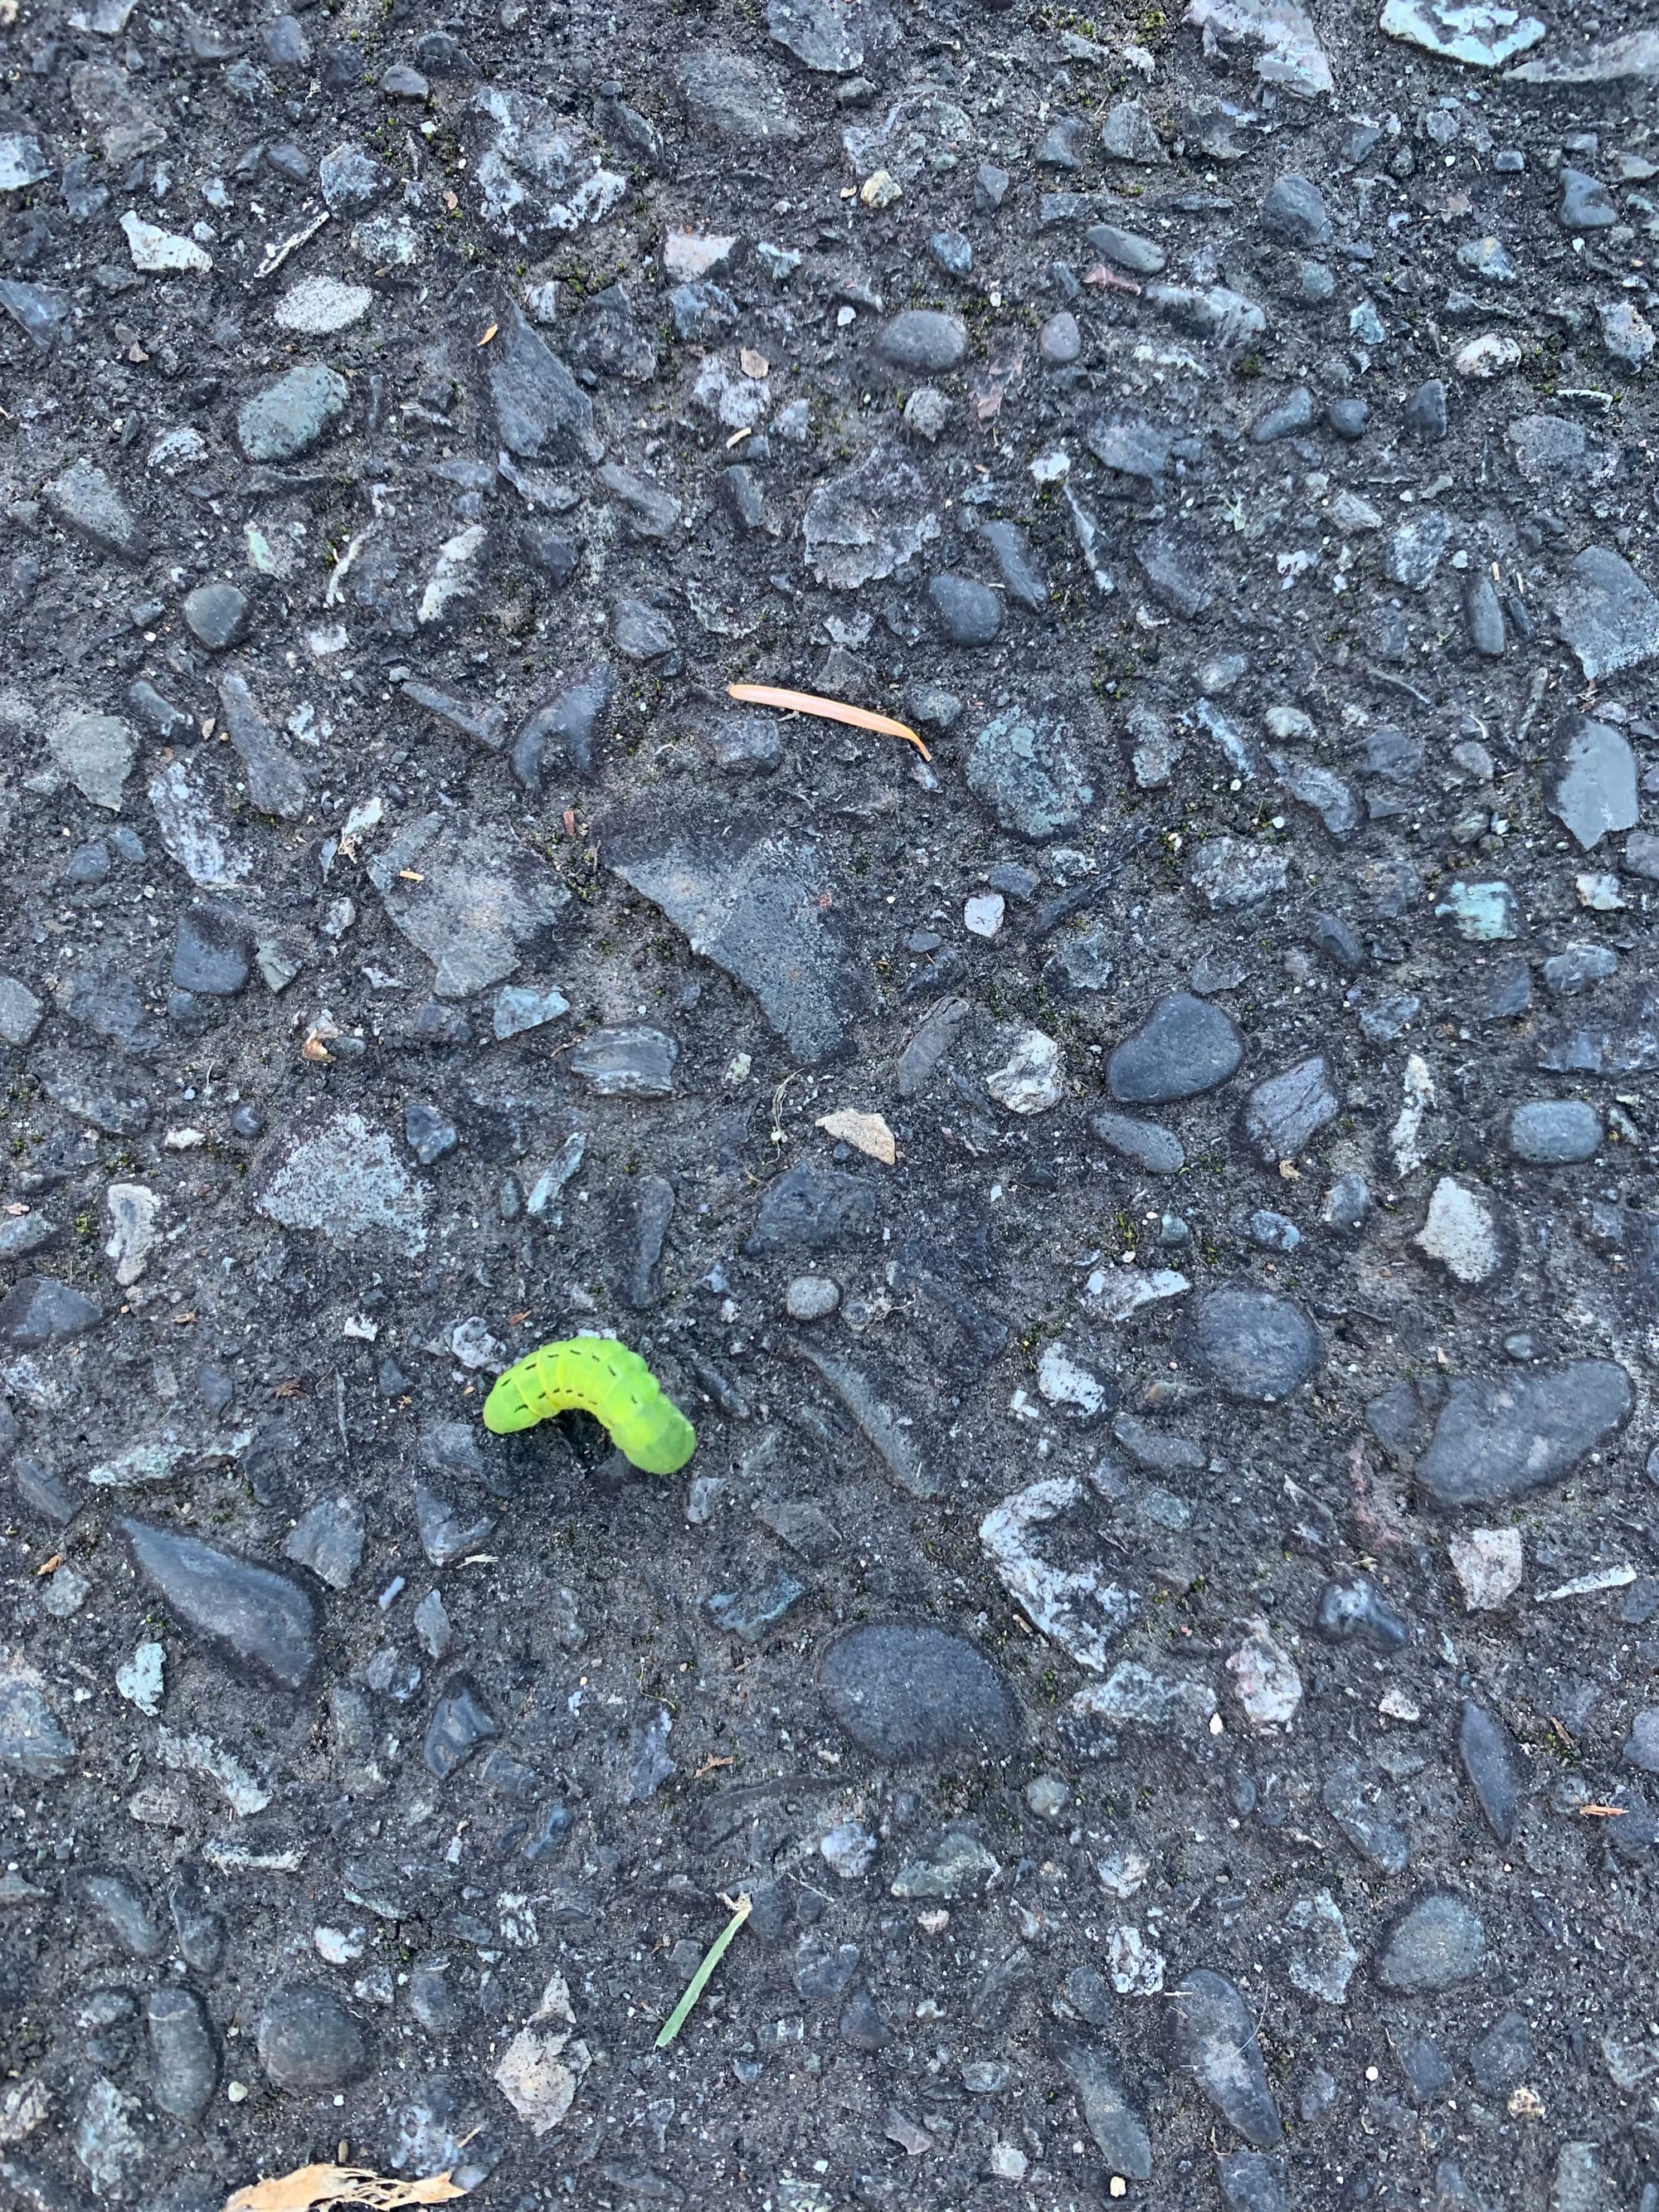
left=120, top=1518, right=318, bottom=1691
left=1260, top=173, right=1331, bottom=246
left=1173, top=1970, right=1282, bottom=2148
left=0, top=1669, right=74, bottom=1780
left=489, top=303, right=601, bottom=463
left=1560, top=167, right=1616, bottom=231
left=1193, top=1287, right=1318, bottom=1403
left=1240, top=1054, right=1339, bottom=1164
left=369, top=810, right=571, bottom=998
left=570, top=1025, right=677, bottom=1097
left=255, top=1984, right=368, bottom=2093
left=1252, top=386, right=1316, bottom=442
left=704, top=710, right=781, bottom=775
left=1545, top=713, right=1640, bottom=850
left=146, top=1988, right=219, bottom=2121
left=610, top=814, right=865, bottom=1063
left=1468, top=2011, right=1532, bottom=2095
left=1458, top=1700, right=1523, bottom=1844
left=980, top=520, right=1048, bottom=609
left=1322, top=1760, right=1409, bottom=1874
left=821, top=1624, right=1018, bottom=1762
left=413, top=1482, right=498, bottom=1568
left=749, top=1163, right=876, bottom=1251
left=236, top=364, right=348, bottom=463
left=1086, top=222, right=1165, bottom=274
left=1555, top=546, right=1659, bottom=680
left=707, top=1569, right=809, bottom=1641
left=405, top=1101, right=459, bottom=1165
left=1404, top=377, right=1448, bottom=441
left=172, top=904, right=251, bottom=996
left=1415, top=1360, right=1631, bottom=1507
left=1218, top=2151, right=1288, bottom=2212
left=1508, top=1101, right=1603, bottom=1163
left=614, top=1172, right=674, bottom=1309
left=423, top=1676, right=501, bottom=1778
left=218, top=675, right=310, bottom=821
left=1107, top=992, right=1243, bottom=1103
left=0, top=1278, right=101, bottom=1345
left=75, top=1869, right=161, bottom=1955
left=513, top=665, right=615, bottom=785
left=928, top=572, right=1002, bottom=646
left=1055, top=2041, right=1152, bottom=2180
left=876, top=310, right=967, bottom=373
left=1374, top=1894, right=1486, bottom=1991
left=45, top=458, right=148, bottom=561
left=182, top=581, right=251, bottom=651
left=1091, top=1108, right=1185, bottom=1174
left=1134, top=528, right=1213, bottom=617
left=282, top=1495, right=366, bottom=1591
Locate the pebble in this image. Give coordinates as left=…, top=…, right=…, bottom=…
left=820, top=1626, right=1018, bottom=1762
left=1414, top=1359, right=1631, bottom=1507
left=1374, top=1894, right=1486, bottom=1991
left=1174, top=1971, right=1282, bottom=2146
left=1192, top=1287, right=1319, bottom=1403
left=120, top=1517, right=319, bottom=1689
left=1091, top=1109, right=1185, bottom=1174
left=1508, top=1101, right=1603, bottom=1164
left=1108, top=992, right=1242, bottom=1103
left=927, top=573, right=1001, bottom=647
left=255, top=1984, right=369, bottom=2093
left=877, top=311, right=967, bottom=373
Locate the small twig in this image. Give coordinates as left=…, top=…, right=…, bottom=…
left=727, top=682, right=931, bottom=761
left=654, top=1893, right=752, bottom=2049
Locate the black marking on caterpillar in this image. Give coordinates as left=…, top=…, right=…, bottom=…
left=483, top=1337, right=697, bottom=1474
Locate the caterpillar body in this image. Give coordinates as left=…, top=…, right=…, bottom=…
left=483, top=1337, right=697, bottom=1474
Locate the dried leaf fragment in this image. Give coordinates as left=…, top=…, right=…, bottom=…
left=479, top=323, right=499, bottom=347
left=815, top=1109, right=897, bottom=1165
left=726, top=682, right=930, bottom=761
left=223, top=2162, right=468, bottom=2212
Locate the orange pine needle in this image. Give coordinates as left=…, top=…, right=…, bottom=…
left=726, top=683, right=931, bottom=761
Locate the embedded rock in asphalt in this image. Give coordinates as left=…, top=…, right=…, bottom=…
left=967, top=708, right=1092, bottom=839
left=1192, top=1287, right=1318, bottom=1403
left=1107, top=992, right=1243, bottom=1103
left=1173, top=1969, right=1283, bottom=2147
left=820, top=1626, right=1019, bottom=1762
left=1, top=6, right=1652, bottom=2196
left=610, top=815, right=865, bottom=1063
left=1413, top=1361, right=1632, bottom=1507
left=1374, top=1894, right=1486, bottom=1991
left=120, top=1519, right=319, bottom=1691
left=368, top=811, right=571, bottom=998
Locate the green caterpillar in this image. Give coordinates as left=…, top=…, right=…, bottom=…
left=483, top=1336, right=697, bottom=1474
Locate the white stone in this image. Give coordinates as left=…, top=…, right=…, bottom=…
left=664, top=229, right=738, bottom=280
left=1448, top=1525, right=1523, bottom=1610
left=1413, top=1175, right=1501, bottom=1285
left=314, top=1925, right=366, bottom=1964
left=820, top=1821, right=878, bottom=1879
left=988, top=2142, right=1028, bottom=2182
left=985, top=1028, right=1063, bottom=1114
left=1086, top=1266, right=1190, bottom=1323
left=979, top=1477, right=1136, bottom=1674
left=119, top=209, right=212, bottom=274
left=275, top=274, right=373, bottom=333
left=1455, top=333, right=1522, bottom=378
left=1226, top=1616, right=1302, bottom=1728
left=964, top=892, right=1005, bottom=939
left=1107, top=1923, right=1165, bottom=1994
left=147, top=425, right=210, bottom=474
left=1036, top=1342, right=1108, bottom=1418
left=1096, top=1842, right=1151, bottom=1898
left=104, top=1182, right=162, bottom=1286
left=418, top=523, right=489, bottom=625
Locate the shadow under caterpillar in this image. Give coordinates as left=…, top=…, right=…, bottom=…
left=483, top=1336, right=697, bottom=1474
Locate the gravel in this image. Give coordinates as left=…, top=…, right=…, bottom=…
left=0, top=8, right=1654, bottom=2203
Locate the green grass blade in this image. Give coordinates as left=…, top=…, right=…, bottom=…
left=654, top=1893, right=752, bottom=2049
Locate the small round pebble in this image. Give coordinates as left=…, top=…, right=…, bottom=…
left=1039, top=310, right=1082, bottom=367
left=786, top=1274, right=841, bottom=1321
left=1507, top=1099, right=1602, bottom=1164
